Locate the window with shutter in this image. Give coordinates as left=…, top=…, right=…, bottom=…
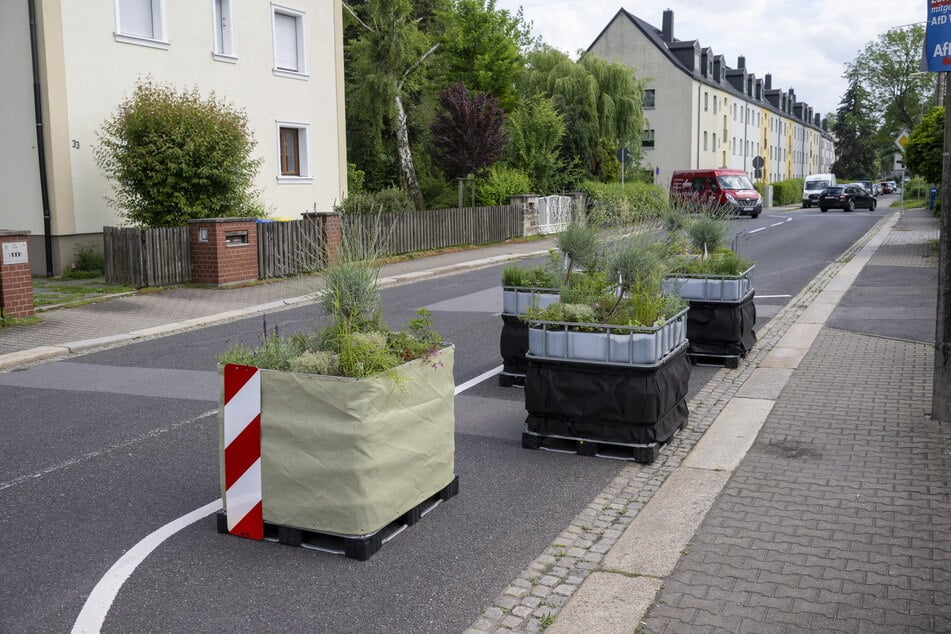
left=115, top=0, right=166, bottom=47
left=272, top=7, right=306, bottom=76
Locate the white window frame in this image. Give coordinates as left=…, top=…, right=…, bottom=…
left=114, top=0, right=169, bottom=49
left=276, top=121, right=312, bottom=183
left=212, top=0, right=238, bottom=62
left=272, top=4, right=308, bottom=79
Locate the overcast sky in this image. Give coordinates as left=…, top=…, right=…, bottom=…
left=495, top=0, right=927, bottom=119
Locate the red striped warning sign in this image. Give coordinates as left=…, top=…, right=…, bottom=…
left=223, top=364, right=263, bottom=540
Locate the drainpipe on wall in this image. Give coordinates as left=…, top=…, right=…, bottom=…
left=28, top=0, right=54, bottom=277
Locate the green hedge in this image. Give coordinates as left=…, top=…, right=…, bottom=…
left=578, top=181, right=668, bottom=227
left=767, top=177, right=804, bottom=206
left=336, top=186, right=414, bottom=215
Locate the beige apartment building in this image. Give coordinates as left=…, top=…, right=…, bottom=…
left=588, top=8, right=835, bottom=191
left=1, top=0, right=347, bottom=276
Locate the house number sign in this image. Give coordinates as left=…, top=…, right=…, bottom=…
left=2, top=242, right=28, bottom=266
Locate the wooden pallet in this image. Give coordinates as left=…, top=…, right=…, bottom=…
left=216, top=475, right=459, bottom=561
left=522, top=431, right=662, bottom=464
left=498, top=371, right=525, bottom=387
left=687, top=352, right=742, bottom=368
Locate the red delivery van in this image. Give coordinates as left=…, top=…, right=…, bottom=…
left=669, top=169, right=762, bottom=218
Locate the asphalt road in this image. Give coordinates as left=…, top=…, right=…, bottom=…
left=0, top=204, right=884, bottom=632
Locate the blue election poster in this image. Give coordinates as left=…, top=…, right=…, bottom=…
left=927, top=0, right=951, bottom=71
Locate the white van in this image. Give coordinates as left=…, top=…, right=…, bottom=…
left=802, top=174, right=836, bottom=208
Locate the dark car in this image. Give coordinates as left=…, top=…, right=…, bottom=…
left=818, top=185, right=877, bottom=212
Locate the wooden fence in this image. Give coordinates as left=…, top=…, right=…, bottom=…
left=103, top=226, right=190, bottom=287
left=102, top=205, right=524, bottom=286
left=342, top=205, right=523, bottom=256
left=256, top=218, right=325, bottom=278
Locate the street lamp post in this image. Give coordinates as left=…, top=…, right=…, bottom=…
left=934, top=71, right=951, bottom=422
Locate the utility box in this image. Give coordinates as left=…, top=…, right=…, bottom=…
left=0, top=230, right=35, bottom=318
left=188, top=218, right=259, bottom=286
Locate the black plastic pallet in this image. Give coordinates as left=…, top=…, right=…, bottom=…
left=498, top=371, right=525, bottom=387
left=216, top=475, right=459, bottom=561
left=688, top=352, right=742, bottom=368
left=522, top=431, right=663, bottom=464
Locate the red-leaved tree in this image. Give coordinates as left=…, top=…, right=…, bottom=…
left=429, top=83, right=508, bottom=180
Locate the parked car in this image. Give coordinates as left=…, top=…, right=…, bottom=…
left=818, top=185, right=877, bottom=212
left=879, top=181, right=894, bottom=194
left=858, top=180, right=876, bottom=196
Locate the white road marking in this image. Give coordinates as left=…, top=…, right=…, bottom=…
left=748, top=227, right=766, bottom=234
left=770, top=222, right=785, bottom=227
left=73, top=365, right=502, bottom=629
left=0, top=409, right=217, bottom=493
left=71, top=500, right=222, bottom=633
left=756, top=295, right=793, bottom=299
left=456, top=365, right=504, bottom=395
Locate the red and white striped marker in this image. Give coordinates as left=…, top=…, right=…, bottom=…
left=222, top=364, right=263, bottom=540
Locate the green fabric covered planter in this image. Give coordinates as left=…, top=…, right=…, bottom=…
left=219, top=346, right=455, bottom=536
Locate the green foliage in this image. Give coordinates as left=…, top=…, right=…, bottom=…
left=347, top=163, right=366, bottom=194
left=319, top=259, right=384, bottom=328
left=505, top=98, right=566, bottom=193
left=61, top=244, right=105, bottom=279
left=671, top=248, right=751, bottom=276
left=96, top=80, right=262, bottom=227
left=434, top=0, right=530, bottom=113
left=289, top=350, right=341, bottom=375
left=906, top=107, right=944, bottom=185
left=338, top=187, right=415, bottom=215
left=580, top=181, right=668, bottom=227
left=686, top=215, right=728, bottom=256
left=769, top=177, right=805, bottom=206
left=218, top=331, right=305, bottom=372
left=476, top=165, right=531, bottom=205
left=904, top=176, right=929, bottom=200
left=606, top=235, right=665, bottom=297
left=831, top=75, right=877, bottom=180
left=850, top=24, right=929, bottom=131
left=502, top=264, right=558, bottom=288
left=429, top=83, right=508, bottom=179
left=557, top=221, right=600, bottom=282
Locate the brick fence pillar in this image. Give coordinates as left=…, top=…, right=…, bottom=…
left=0, top=231, right=35, bottom=319
left=187, top=218, right=259, bottom=286
left=302, top=212, right=342, bottom=265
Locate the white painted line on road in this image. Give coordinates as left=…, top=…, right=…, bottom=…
left=756, top=295, right=793, bottom=299
left=748, top=227, right=766, bottom=234
left=71, top=499, right=221, bottom=633
left=456, top=365, right=503, bottom=395
left=770, top=222, right=785, bottom=227
left=0, top=409, right=217, bottom=493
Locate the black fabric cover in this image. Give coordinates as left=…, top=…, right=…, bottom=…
left=500, top=314, right=529, bottom=375
left=524, top=347, right=691, bottom=444
left=686, top=292, right=757, bottom=357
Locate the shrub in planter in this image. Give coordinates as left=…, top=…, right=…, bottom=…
left=217, top=225, right=455, bottom=545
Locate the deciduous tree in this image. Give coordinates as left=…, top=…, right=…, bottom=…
left=905, top=106, right=944, bottom=184
left=429, top=83, right=508, bottom=179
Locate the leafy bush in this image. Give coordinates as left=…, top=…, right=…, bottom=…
left=96, top=80, right=262, bottom=227
left=477, top=166, right=532, bottom=205
left=579, top=181, right=668, bottom=227
left=768, top=177, right=805, bottom=206
left=337, top=187, right=414, bottom=215
left=502, top=264, right=559, bottom=288
left=686, top=215, right=728, bottom=255
left=61, top=244, right=104, bottom=279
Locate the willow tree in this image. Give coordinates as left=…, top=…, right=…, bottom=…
left=345, top=0, right=439, bottom=210
left=518, top=47, right=645, bottom=183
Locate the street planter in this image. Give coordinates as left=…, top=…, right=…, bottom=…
left=662, top=265, right=754, bottom=302
left=522, top=344, right=691, bottom=464
left=663, top=267, right=757, bottom=365
left=217, top=345, right=457, bottom=559
left=526, top=308, right=688, bottom=367
left=500, top=286, right=560, bottom=386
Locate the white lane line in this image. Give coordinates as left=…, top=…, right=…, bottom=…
left=72, top=499, right=221, bottom=633
left=456, top=364, right=503, bottom=395
left=770, top=222, right=785, bottom=227
left=756, top=294, right=793, bottom=299
left=748, top=227, right=766, bottom=234
left=73, top=366, right=502, bottom=629
left=0, top=409, right=217, bottom=493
